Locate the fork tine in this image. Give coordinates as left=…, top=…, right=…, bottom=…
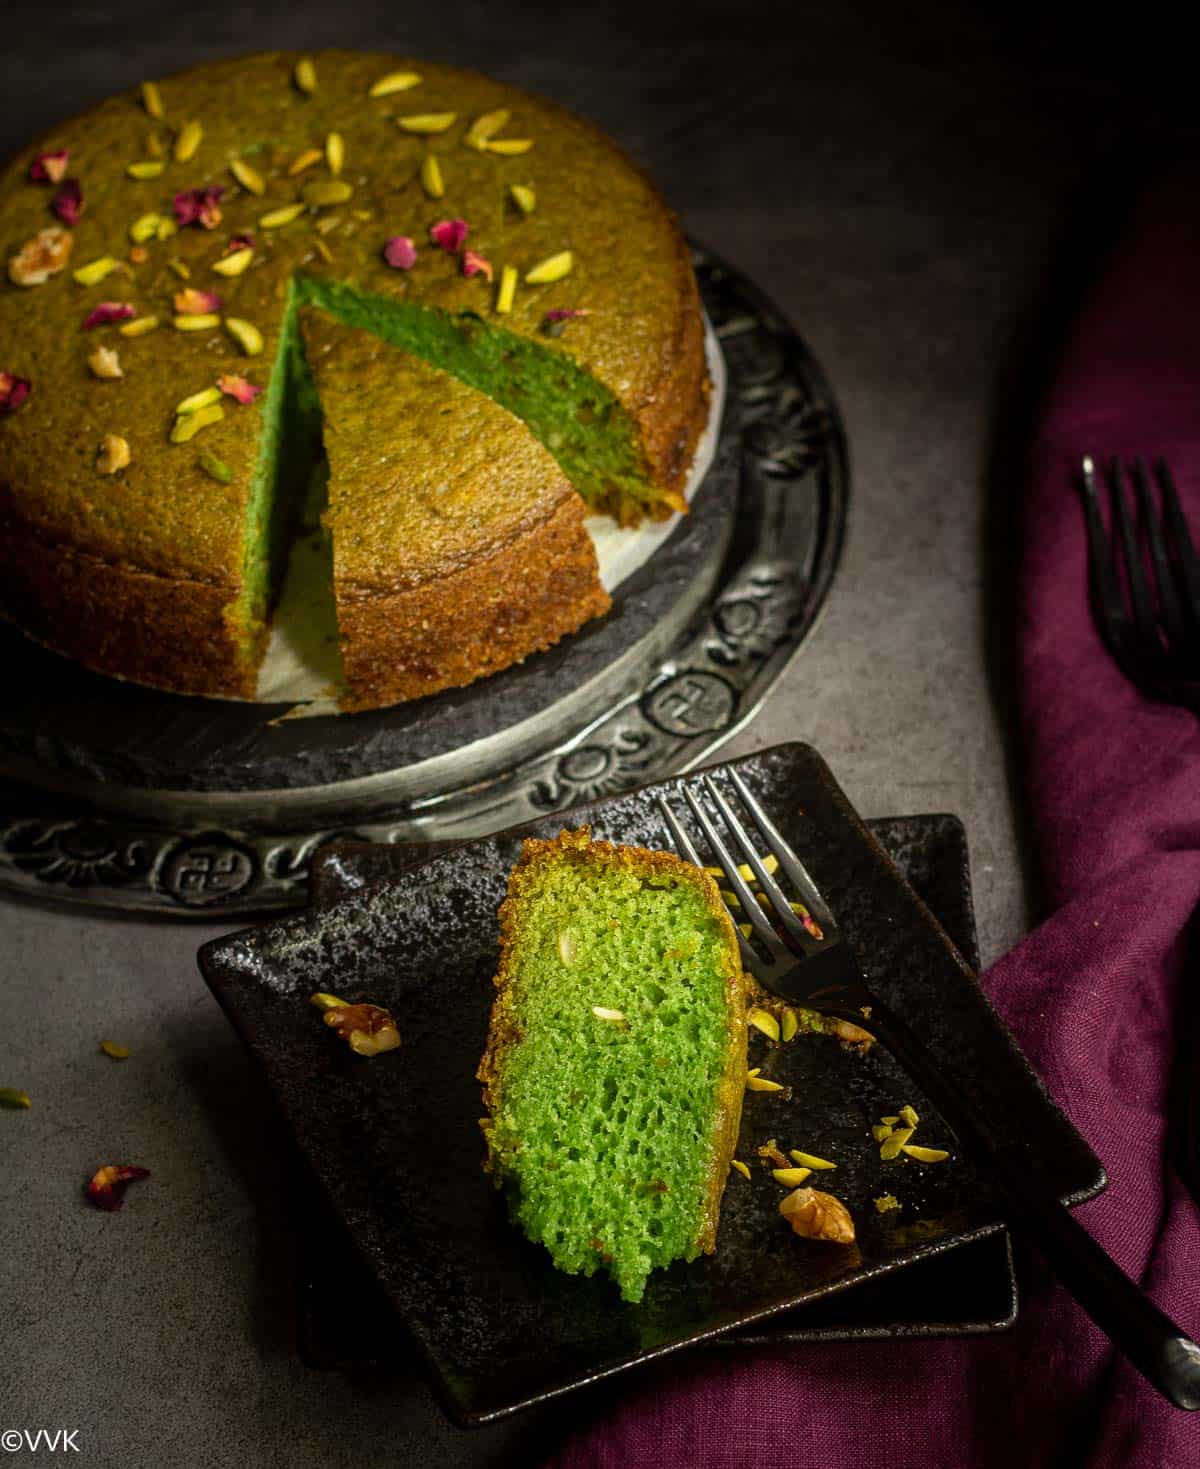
left=1108, top=456, right=1159, bottom=649
left=1131, top=456, right=1187, bottom=652
left=677, top=786, right=791, bottom=960
left=700, top=775, right=817, bottom=951
left=727, top=768, right=837, bottom=932
left=1080, top=454, right=1131, bottom=652
left=1155, top=458, right=1200, bottom=626
left=656, top=797, right=759, bottom=971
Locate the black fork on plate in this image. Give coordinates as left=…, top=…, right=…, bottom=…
left=1080, top=454, right=1200, bottom=710
left=657, top=769, right=1200, bottom=1409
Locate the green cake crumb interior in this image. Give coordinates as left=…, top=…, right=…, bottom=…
left=234, top=276, right=663, bottom=667
left=299, top=276, right=659, bottom=520
left=483, top=838, right=743, bottom=1302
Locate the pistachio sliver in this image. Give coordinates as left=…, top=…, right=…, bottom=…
left=746, top=1074, right=785, bottom=1093
left=0, top=1087, right=32, bottom=1109
left=789, top=1149, right=836, bottom=1170
left=747, top=1008, right=780, bottom=1042
left=225, top=318, right=264, bottom=355
left=287, top=148, right=323, bottom=176
left=898, top=1104, right=920, bottom=1129
left=730, top=1159, right=751, bottom=1180
left=128, top=213, right=163, bottom=244
left=126, top=160, right=165, bottom=180
left=419, top=153, right=444, bottom=199
left=591, top=1006, right=627, bottom=1024
left=772, top=1167, right=812, bottom=1186
left=301, top=179, right=353, bottom=207
left=396, top=112, right=457, bottom=134
left=901, top=1145, right=950, bottom=1163
left=780, top=1007, right=799, bottom=1042
left=496, top=263, right=518, bottom=314
left=525, top=251, right=573, bottom=285
left=509, top=183, right=536, bottom=215
left=486, top=137, right=534, bottom=155
left=260, top=203, right=306, bottom=229
left=174, top=120, right=203, bottom=162
left=141, top=80, right=165, bottom=120
left=325, top=131, right=345, bottom=176
left=173, top=313, right=221, bottom=331
left=175, top=386, right=222, bottom=415
left=464, top=108, right=510, bottom=150
left=368, top=70, right=422, bottom=97
left=211, top=247, right=254, bottom=277
left=879, top=1125, right=916, bottom=1161
left=118, top=315, right=159, bottom=337
left=230, top=158, right=265, bottom=196
left=198, top=451, right=233, bottom=484
left=100, top=1040, right=130, bottom=1060
left=73, top=256, right=120, bottom=286
left=169, top=402, right=224, bottom=443
left=294, top=57, right=317, bottom=94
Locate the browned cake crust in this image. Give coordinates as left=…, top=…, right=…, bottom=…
left=0, top=502, right=255, bottom=697
left=338, top=496, right=611, bottom=709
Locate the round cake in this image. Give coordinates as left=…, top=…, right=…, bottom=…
left=0, top=50, right=708, bottom=709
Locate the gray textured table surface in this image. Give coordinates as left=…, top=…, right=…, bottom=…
left=0, top=2, right=1162, bottom=1463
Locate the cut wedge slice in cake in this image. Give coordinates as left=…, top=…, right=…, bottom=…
left=0, top=51, right=708, bottom=706
left=299, top=311, right=611, bottom=708
left=478, top=827, right=747, bottom=1302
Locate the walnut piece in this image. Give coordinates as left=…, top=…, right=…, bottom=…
left=323, top=1002, right=401, bottom=1056
left=8, top=225, right=74, bottom=286
left=779, top=1187, right=856, bottom=1245
left=88, top=346, right=123, bottom=380
left=96, top=435, right=131, bottom=474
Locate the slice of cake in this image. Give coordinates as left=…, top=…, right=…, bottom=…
left=478, top=827, right=746, bottom=1302
left=299, top=311, right=611, bottom=708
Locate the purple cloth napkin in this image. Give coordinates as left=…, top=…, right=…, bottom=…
left=549, top=173, right=1200, bottom=1467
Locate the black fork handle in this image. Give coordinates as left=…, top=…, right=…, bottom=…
left=846, top=995, right=1200, bottom=1410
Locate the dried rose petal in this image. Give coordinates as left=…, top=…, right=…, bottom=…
left=462, top=249, right=493, bottom=282
left=429, top=217, right=468, bottom=252
left=173, top=185, right=225, bottom=230
left=29, top=149, right=69, bottom=183
left=173, top=287, right=222, bottom=315
left=83, top=302, right=136, bottom=330
left=544, top=308, right=591, bottom=323
left=85, top=1164, right=150, bottom=1212
left=51, top=178, right=84, bottom=227
left=217, top=373, right=262, bottom=405
left=0, top=371, right=32, bottom=413
left=383, top=235, right=417, bottom=270
left=225, top=233, right=254, bottom=253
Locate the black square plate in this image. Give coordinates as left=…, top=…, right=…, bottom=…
left=296, top=813, right=1016, bottom=1368
left=198, top=743, right=1104, bottom=1424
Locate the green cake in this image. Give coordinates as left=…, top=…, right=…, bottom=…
left=478, top=828, right=747, bottom=1302
left=0, top=50, right=708, bottom=707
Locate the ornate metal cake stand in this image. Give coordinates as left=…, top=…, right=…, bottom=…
left=0, top=245, right=848, bottom=915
